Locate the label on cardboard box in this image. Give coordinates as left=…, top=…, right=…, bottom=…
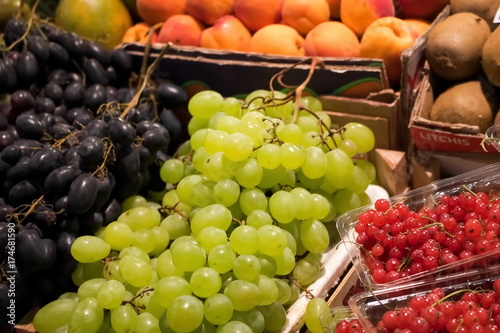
left=494, top=6, right=500, bottom=23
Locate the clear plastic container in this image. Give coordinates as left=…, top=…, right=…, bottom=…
left=485, top=123, right=500, bottom=152
left=349, top=263, right=500, bottom=332
left=320, top=306, right=364, bottom=333
left=336, top=162, right=500, bottom=289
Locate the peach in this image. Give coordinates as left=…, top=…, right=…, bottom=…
left=233, top=0, right=285, bottom=32
left=360, top=17, right=418, bottom=86
left=136, top=0, right=186, bottom=25
left=122, top=22, right=159, bottom=44
left=185, top=0, right=234, bottom=26
left=403, top=18, right=431, bottom=37
left=281, top=0, right=330, bottom=36
left=304, top=21, right=360, bottom=57
left=200, top=15, right=252, bottom=52
left=340, top=0, right=395, bottom=37
left=250, top=24, right=305, bottom=56
left=325, top=0, right=341, bottom=19
left=396, top=0, right=449, bottom=20
left=157, top=14, right=204, bottom=46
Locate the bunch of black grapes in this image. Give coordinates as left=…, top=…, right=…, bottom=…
left=0, top=18, right=187, bottom=325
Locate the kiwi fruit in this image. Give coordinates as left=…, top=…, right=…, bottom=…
left=450, top=0, right=500, bottom=31
left=429, top=80, right=499, bottom=133
left=482, top=27, right=500, bottom=87
left=425, top=12, right=491, bottom=81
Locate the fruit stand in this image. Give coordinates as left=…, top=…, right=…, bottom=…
left=1, top=0, right=500, bottom=332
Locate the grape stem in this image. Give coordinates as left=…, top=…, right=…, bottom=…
left=9, top=195, right=45, bottom=229
left=291, top=278, right=315, bottom=299
left=122, top=286, right=155, bottom=314
left=102, top=256, right=121, bottom=281
left=3, top=0, right=42, bottom=52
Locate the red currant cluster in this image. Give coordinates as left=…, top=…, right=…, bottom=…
left=376, top=282, right=500, bottom=332
left=335, top=318, right=366, bottom=333
left=354, top=191, right=500, bottom=284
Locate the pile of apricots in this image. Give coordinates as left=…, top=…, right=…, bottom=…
left=122, top=0, right=449, bottom=86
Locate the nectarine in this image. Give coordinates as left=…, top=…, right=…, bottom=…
left=360, top=17, right=418, bottom=86
left=122, top=22, right=158, bottom=44
left=185, top=0, right=234, bottom=26
left=340, top=0, right=395, bottom=37
left=403, top=19, right=431, bottom=37
left=304, top=21, right=360, bottom=57
left=250, top=24, right=305, bottom=56
left=200, top=15, right=252, bottom=52
left=136, top=0, right=186, bottom=25
left=233, top=0, right=285, bottom=32
left=281, top=0, right=330, bottom=36
left=158, top=14, right=204, bottom=46
left=396, top=0, right=448, bottom=20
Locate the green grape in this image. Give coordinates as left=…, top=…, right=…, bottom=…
left=190, top=204, right=233, bottom=234
left=279, top=167, right=296, bottom=188
left=257, top=165, right=286, bottom=189
left=244, top=89, right=269, bottom=106
left=117, top=206, right=161, bottom=230
left=203, top=152, right=240, bottom=182
left=342, top=122, right=375, bottom=153
left=33, top=298, right=78, bottom=333
left=171, top=241, right=207, bottom=272
left=254, top=275, right=278, bottom=306
left=304, top=297, right=332, bottom=333
left=190, top=267, right=222, bottom=298
left=208, top=112, right=227, bottom=130
left=301, top=130, right=323, bottom=147
left=136, top=312, right=161, bottom=333
left=238, top=121, right=264, bottom=148
left=150, top=226, right=170, bottom=255
left=229, top=225, right=259, bottom=255
left=204, top=130, right=228, bottom=154
left=347, top=164, right=370, bottom=194
left=359, top=191, right=372, bottom=206
left=315, top=111, right=331, bottom=129
left=290, top=187, right=313, bottom=220
left=300, top=218, right=329, bottom=254
left=119, top=255, right=153, bottom=288
left=318, top=192, right=338, bottom=223
left=213, top=179, right=240, bottom=207
left=208, top=243, right=236, bottom=274
left=160, top=159, right=185, bottom=184
left=176, top=174, right=204, bottom=206
left=235, top=158, right=263, bottom=188
left=228, top=202, right=245, bottom=222
left=355, top=159, right=377, bottom=183
left=268, top=190, right=297, bottom=224
left=302, top=146, right=327, bottom=179
left=215, top=321, right=253, bottom=333
left=155, top=276, right=192, bottom=308
left=122, top=195, right=148, bottom=211
left=276, top=123, right=303, bottom=144
left=192, top=147, right=210, bottom=172
left=170, top=235, right=198, bottom=249
left=296, top=114, right=320, bottom=133
left=161, top=189, right=192, bottom=216
left=160, top=213, right=191, bottom=240
left=338, top=138, right=358, bottom=158
left=188, top=90, right=224, bottom=119
left=264, top=91, right=294, bottom=119
left=146, top=293, right=168, bottom=319
left=156, top=249, right=184, bottom=278
left=166, top=295, right=205, bottom=332
left=132, top=229, right=156, bottom=254
left=68, top=297, right=104, bottom=333
left=71, top=236, right=111, bottom=263
left=176, top=142, right=191, bottom=159
left=59, top=292, right=79, bottom=301
left=272, top=247, right=295, bottom=275
left=293, top=256, right=321, bottom=287
left=245, top=210, right=272, bottom=229
left=78, top=278, right=106, bottom=299
left=223, top=280, right=260, bottom=311
left=238, top=187, right=268, bottom=216
left=107, top=260, right=126, bottom=283
left=196, top=226, right=228, bottom=252
left=256, top=144, right=281, bottom=169
left=216, top=115, right=241, bottom=133
left=302, top=96, right=323, bottom=112
left=258, top=225, right=288, bottom=256
left=256, top=254, right=277, bottom=278
left=240, top=110, right=265, bottom=124
left=188, top=117, right=209, bottom=136
left=324, top=148, right=354, bottom=189
left=192, top=179, right=216, bottom=207
left=283, top=229, right=297, bottom=255
left=103, top=222, right=133, bottom=251
left=279, top=143, right=305, bottom=170
left=285, top=282, right=301, bottom=306
left=273, top=278, right=291, bottom=304
left=222, top=132, right=254, bottom=162
left=111, top=304, right=137, bottom=333
left=72, top=263, right=86, bottom=286
left=96, top=280, right=126, bottom=309
left=295, top=168, right=323, bottom=189
left=231, top=309, right=265, bottom=333
left=232, top=255, right=261, bottom=281
left=204, top=293, right=234, bottom=326
left=191, top=128, right=210, bottom=150
left=310, top=193, right=330, bottom=220
left=332, top=189, right=362, bottom=215
left=82, top=260, right=106, bottom=281
left=257, top=302, right=287, bottom=332
left=222, top=97, right=242, bottom=116
left=118, top=246, right=150, bottom=263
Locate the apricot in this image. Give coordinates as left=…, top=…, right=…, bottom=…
left=200, top=15, right=252, bottom=52
left=157, top=14, right=204, bottom=47
left=403, top=19, right=431, bottom=37
left=340, top=0, right=395, bottom=37
left=360, top=17, right=418, bottom=86
left=304, top=21, right=360, bottom=57
left=122, top=22, right=158, bottom=44
left=185, top=0, right=234, bottom=26
left=250, top=24, right=305, bottom=56
left=136, top=0, right=186, bottom=25
left=325, top=0, right=341, bottom=19
left=281, top=0, right=330, bottom=36
left=233, top=0, right=285, bottom=32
